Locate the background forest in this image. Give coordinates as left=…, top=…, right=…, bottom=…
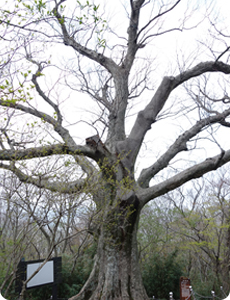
left=1, top=167, right=229, bottom=300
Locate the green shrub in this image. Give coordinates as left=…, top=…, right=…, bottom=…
left=142, top=250, right=184, bottom=299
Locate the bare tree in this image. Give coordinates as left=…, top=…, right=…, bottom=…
left=165, top=171, right=230, bottom=293
left=0, top=169, right=91, bottom=299
left=1, top=0, right=230, bottom=299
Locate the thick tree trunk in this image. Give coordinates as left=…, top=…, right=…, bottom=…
left=69, top=193, right=149, bottom=300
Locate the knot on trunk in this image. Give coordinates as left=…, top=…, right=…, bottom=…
left=86, top=135, right=109, bottom=155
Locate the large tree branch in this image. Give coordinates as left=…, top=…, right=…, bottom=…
left=137, top=107, right=230, bottom=187
left=0, top=143, right=97, bottom=161
left=105, top=0, right=146, bottom=142
left=116, top=75, right=174, bottom=168
left=0, top=143, right=68, bottom=160
left=118, top=61, right=230, bottom=167
left=122, top=0, right=145, bottom=71
left=0, top=140, right=100, bottom=193
left=0, top=162, right=87, bottom=193
left=138, top=149, right=230, bottom=207
left=172, top=61, right=230, bottom=88
left=52, top=2, right=119, bottom=76
left=0, top=98, right=95, bottom=174
left=0, top=100, right=57, bottom=126
left=0, top=139, right=107, bottom=182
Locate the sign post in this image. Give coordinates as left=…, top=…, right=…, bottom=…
left=16, top=257, right=62, bottom=300
left=180, top=277, right=191, bottom=300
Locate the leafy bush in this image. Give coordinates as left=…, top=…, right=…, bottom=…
left=142, top=250, right=184, bottom=299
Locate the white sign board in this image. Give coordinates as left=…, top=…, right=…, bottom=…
left=181, top=284, right=190, bottom=298
left=27, top=260, right=54, bottom=288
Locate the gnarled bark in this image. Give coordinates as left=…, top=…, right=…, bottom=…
left=70, top=192, right=148, bottom=300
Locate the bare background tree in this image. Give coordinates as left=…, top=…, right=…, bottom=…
left=0, top=0, right=230, bottom=299
left=138, top=168, right=230, bottom=298
left=0, top=167, right=93, bottom=299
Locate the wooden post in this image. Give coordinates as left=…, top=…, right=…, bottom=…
left=52, top=283, right=58, bottom=300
